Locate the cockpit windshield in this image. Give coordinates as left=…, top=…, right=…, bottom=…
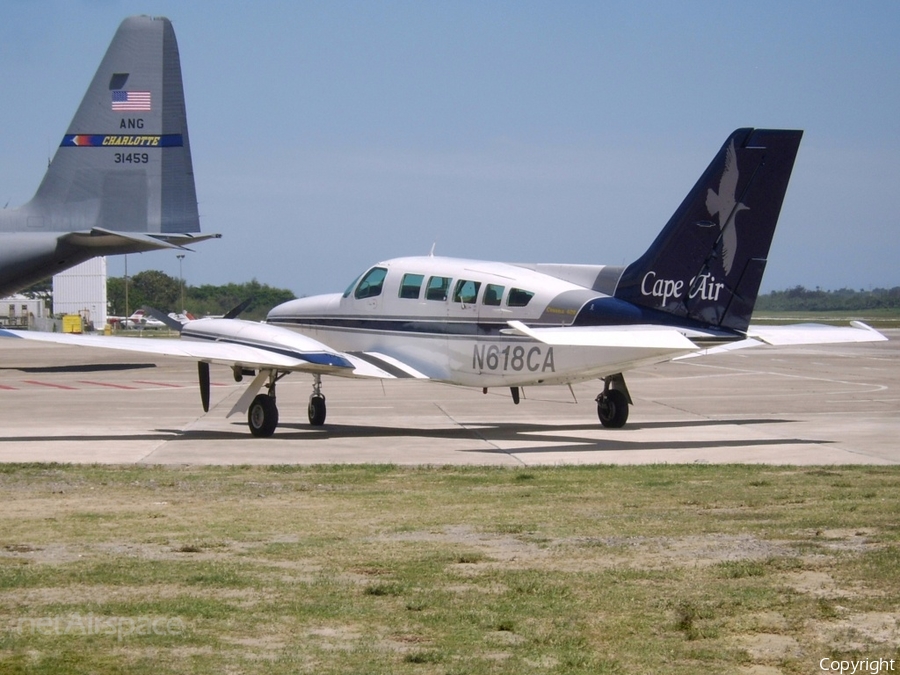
left=342, top=273, right=362, bottom=298
left=353, top=267, right=388, bottom=299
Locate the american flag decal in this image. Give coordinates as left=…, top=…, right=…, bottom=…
left=111, top=90, right=151, bottom=112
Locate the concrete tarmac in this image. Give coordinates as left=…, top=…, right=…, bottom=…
left=0, top=330, right=896, bottom=466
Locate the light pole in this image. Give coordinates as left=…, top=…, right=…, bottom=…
left=124, top=255, right=129, bottom=326
left=176, top=254, right=185, bottom=313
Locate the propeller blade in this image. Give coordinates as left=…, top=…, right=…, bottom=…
left=198, top=361, right=210, bottom=413
left=141, top=306, right=185, bottom=332
left=223, top=298, right=255, bottom=320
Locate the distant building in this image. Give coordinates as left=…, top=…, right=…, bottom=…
left=53, top=257, right=108, bottom=329
left=0, top=294, right=48, bottom=329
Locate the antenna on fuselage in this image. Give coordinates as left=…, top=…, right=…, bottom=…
left=429, top=242, right=436, bottom=257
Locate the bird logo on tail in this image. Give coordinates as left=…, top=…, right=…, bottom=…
left=705, top=140, right=749, bottom=275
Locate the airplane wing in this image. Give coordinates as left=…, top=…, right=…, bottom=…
left=0, top=326, right=397, bottom=379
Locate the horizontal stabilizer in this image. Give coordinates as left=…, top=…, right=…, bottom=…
left=746, top=322, right=888, bottom=346
left=54, top=229, right=221, bottom=262
left=677, top=322, right=887, bottom=359
left=62, top=228, right=188, bottom=252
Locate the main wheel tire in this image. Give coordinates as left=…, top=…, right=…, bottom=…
left=308, top=395, right=326, bottom=426
left=597, top=389, right=629, bottom=428
left=248, top=394, right=279, bottom=437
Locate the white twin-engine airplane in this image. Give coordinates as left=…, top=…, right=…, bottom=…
left=0, top=128, right=886, bottom=437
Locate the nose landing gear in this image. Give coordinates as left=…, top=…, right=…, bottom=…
left=308, top=374, right=327, bottom=426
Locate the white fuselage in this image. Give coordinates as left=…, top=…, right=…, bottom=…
left=266, top=256, right=693, bottom=387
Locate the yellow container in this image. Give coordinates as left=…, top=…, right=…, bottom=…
left=62, top=315, right=83, bottom=334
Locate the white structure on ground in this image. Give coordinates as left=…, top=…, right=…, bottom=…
left=0, top=294, right=48, bottom=328
left=53, top=257, right=108, bottom=328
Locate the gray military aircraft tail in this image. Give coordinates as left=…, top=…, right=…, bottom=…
left=0, top=15, right=218, bottom=297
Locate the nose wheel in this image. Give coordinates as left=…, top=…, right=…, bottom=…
left=308, top=375, right=327, bottom=426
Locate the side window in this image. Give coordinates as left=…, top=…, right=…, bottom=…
left=452, top=279, right=481, bottom=304
left=483, top=284, right=504, bottom=306
left=399, top=273, right=424, bottom=299
left=507, top=288, right=535, bottom=307
left=425, top=276, right=451, bottom=301
left=354, top=267, right=388, bottom=299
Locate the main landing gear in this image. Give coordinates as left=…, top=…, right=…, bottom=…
left=247, top=369, right=284, bottom=438
left=596, top=373, right=631, bottom=429
left=248, top=393, right=279, bottom=437
left=245, top=371, right=327, bottom=437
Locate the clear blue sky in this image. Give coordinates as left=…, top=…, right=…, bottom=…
left=1, top=1, right=898, bottom=296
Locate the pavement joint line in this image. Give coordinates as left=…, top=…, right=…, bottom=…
left=433, top=402, right=526, bottom=465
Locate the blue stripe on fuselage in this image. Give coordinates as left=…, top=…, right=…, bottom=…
left=270, top=300, right=743, bottom=343
left=267, top=316, right=512, bottom=338
left=180, top=329, right=353, bottom=368
left=572, top=296, right=744, bottom=338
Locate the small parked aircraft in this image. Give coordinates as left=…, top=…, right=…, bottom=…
left=107, top=309, right=169, bottom=330
left=0, top=128, right=886, bottom=436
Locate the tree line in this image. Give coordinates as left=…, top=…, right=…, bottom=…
left=755, top=286, right=900, bottom=312
left=23, top=274, right=899, bottom=318
left=106, top=271, right=296, bottom=321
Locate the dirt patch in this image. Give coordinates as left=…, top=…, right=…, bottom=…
left=379, top=527, right=802, bottom=572
left=738, top=666, right=784, bottom=675
left=377, top=525, right=548, bottom=564
left=733, top=611, right=790, bottom=633
left=733, top=633, right=802, bottom=661
left=776, top=570, right=874, bottom=600
left=811, top=612, right=900, bottom=651
left=306, top=625, right=362, bottom=652
left=796, top=528, right=878, bottom=552
left=596, top=534, right=796, bottom=569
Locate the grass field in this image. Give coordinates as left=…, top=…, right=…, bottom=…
left=1, top=464, right=899, bottom=674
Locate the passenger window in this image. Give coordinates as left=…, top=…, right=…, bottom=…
left=507, top=288, right=535, bottom=307
left=425, top=276, right=451, bottom=301
left=354, top=267, right=388, bottom=299
left=399, top=273, right=424, bottom=299
left=483, top=284, right=504, bottom=306
left=453, top=279, right=481, bottom=304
